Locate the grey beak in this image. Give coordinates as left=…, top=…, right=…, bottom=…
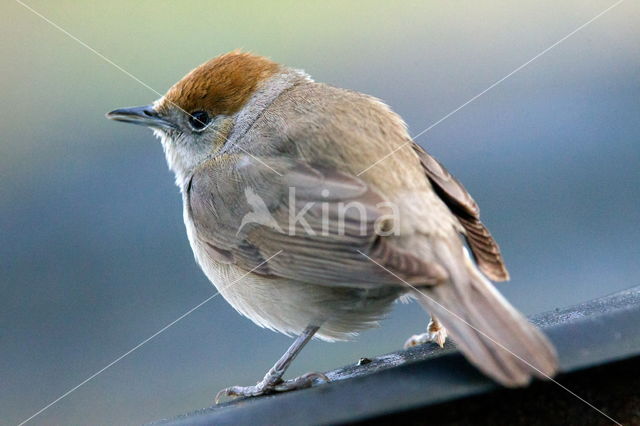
left=106, top=105, right=175, bottom=129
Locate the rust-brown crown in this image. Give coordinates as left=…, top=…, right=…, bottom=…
left=158, top=51, right=281, bottom=117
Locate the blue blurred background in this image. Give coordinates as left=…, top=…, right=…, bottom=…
left=1, top=1, right=639, bottom=424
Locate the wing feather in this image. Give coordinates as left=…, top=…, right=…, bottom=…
left=187, top=155, right=447, bottom=287
left=411, top=144, right=510, bottom=281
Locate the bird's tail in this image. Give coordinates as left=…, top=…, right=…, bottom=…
left=415, top=240, right=558, bottom=386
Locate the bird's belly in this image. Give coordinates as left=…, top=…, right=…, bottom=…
left=183, top=211, right=400, bottom=341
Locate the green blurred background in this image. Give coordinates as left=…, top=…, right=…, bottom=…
left=1, top=1, right=639, bottom=424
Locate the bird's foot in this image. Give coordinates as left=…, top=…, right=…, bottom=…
left=215, top=372, right=329, bottom=403
left=404, top=321, right=448, bottom=349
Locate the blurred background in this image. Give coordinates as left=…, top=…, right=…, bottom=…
left=1, top=0, right=638, bottom=424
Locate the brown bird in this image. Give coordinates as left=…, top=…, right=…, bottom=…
left=107, top=51, right=557, bottom=401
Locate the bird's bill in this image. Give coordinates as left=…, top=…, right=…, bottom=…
left=106, top=105, right=175, bottom=130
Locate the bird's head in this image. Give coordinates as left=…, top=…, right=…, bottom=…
left=107, top=51, right=282, bottom=186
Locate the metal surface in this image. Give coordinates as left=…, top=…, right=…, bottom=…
left=154, top=286, right=640, bottom=425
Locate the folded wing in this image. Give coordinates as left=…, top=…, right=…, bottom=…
left=411, top=144, right=510, bottom=281
left=186, top=155, right=448, bottom=287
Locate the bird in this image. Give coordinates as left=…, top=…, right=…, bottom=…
left=107, top=50, right=558, bottom=402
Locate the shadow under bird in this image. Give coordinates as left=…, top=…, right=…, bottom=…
left=107, top=51, right=558, bottom=401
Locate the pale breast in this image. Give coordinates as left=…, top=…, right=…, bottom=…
left=182, top=202, right=401, bottom=341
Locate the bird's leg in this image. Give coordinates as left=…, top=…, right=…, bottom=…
left=215, top=325, right=329, bottom=403
left=404, top=314, right=448, bottom=349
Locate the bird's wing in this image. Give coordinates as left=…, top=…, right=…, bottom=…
left=410, top=143, right=510, bottom=281
left=187, top=155, right=448, bottom=288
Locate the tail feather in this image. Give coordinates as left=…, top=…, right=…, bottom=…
left=415, top=240, right=558, bottom=387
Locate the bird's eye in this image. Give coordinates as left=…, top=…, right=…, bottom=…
left=188, top=110, right=210, bottom=131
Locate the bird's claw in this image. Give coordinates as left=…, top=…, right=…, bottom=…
left=274, top=371, right=329, bottom=392
left=404, top=327, right=448, bottom=349
left=215, top=372, right=330, bottom=404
